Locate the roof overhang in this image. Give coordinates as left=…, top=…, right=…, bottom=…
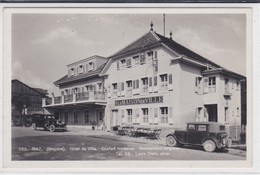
left=202, top=68, right=245, bottom=80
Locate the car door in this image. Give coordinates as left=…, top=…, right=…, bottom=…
left=187, top=124, right=197, bottom=144
left=195, top=124, right=209, bottom=144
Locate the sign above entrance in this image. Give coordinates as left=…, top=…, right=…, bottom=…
left=115, top=96, right=163, bottom=106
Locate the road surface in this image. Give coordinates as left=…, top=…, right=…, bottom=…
left=12, top=127, right=246, bottom=160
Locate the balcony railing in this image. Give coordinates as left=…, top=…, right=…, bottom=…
left=54, top=96, right=61, bottom=104
left=42, top=91, right=106, bottom=107
left=64, top=94, right=73, bottom=102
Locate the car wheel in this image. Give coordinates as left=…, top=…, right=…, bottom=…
left=32, top=123, right=36, bottom=130
left=166, top=135, right=178, bottom=147
left=203, top=140, right=216, bottom=152
left=49, top=125, right=55, bottom=132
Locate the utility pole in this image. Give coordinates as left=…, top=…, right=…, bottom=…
left=163, top=14, right=165, bottom=36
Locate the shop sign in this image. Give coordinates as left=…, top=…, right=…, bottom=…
left=115, top=96, right=163, bottom=106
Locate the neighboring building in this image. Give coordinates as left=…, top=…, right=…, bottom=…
left=99, top=27, right=245, bottom=139
left=12, top=79, right=49, bottom=125
left=43, top=55, right=108, bottom=129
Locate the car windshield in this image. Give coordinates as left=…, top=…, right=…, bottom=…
left=219, top=125, right=225, bottom=131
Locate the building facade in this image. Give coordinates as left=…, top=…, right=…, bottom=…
left=12, top=79, right=49, bottom=125
left=43, top=29, right=245, bottom=138
left=100, top=30, right=245, bottom=139
left=43, top=55, right=108, bottom=129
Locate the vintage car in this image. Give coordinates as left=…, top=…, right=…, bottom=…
left=165, top=122, right=232, bottom=152
left=31, top=114, right=67, bottom=132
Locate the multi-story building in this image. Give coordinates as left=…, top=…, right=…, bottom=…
left=99, top=27, right=245, bottom=139
left=43, top=27, right=245, bottom=139
left=43, top=55, right=108, bottom=129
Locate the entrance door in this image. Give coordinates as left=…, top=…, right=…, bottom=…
left=96, top=109, right=104, bottom=127
left=204, top=104, right=218, bottom=122
left=111, top=110, right=118, bottom=127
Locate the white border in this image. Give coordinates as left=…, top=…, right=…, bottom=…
left=0, top=4, right=259, bottom=174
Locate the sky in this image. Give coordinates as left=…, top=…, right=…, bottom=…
left=12, top=13, right=246, bottom=95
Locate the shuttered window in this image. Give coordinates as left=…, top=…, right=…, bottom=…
left=169, top=74, right=173, bottom=84
left=149, top=77, right=153, bottom=87
left=154, top=76, right=157, bottom=86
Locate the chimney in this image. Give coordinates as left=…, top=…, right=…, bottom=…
left=150, top=21, right=154, bottom=31
left=169, top=30, right=172, bottom=40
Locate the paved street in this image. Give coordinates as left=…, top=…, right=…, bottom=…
left=12, top=127, right=246, bottom=160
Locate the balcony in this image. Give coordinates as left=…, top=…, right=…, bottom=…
left=42, top=91, right=106, bottom=107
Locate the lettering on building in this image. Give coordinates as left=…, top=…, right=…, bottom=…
left=115, top=96, right=163, bottom=106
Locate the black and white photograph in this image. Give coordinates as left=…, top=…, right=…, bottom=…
left=3, top=7, right=252, bottom=169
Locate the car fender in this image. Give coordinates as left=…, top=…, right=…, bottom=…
left=166, top=134, right=184, bottom=144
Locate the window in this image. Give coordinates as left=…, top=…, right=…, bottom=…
left=88, top=62, right=94, bottom=71
left=197, top=125, right=207, bottom=132
left=142, top=108, right=149, bottom=123
left=140, top=54, right=146, bottom=64
left=127, top=109, right=132, bottom=123
left=70, top=68, right=75, bottom=76
left=85, top=111, right=89, bottom=124
left=126, top=80, right=133, bottom=96
left=120, top=59, right=126, bottom=68
left=154, top=50, right=158, bottom=59
left=112, top=83, right=118, bottom=97
left=195, top=77, right=202, bottom=93
left=126, top=58, right=132, bottom=67
left=237, top=107, right=240, bottom=117
left=160, top=74, right=168, bottom=91
left=133, top=55, right=140, bottom=65
left=209, top=77, right=216, bottom=92
left=112, top=83, right=117, bottom=90
left=74, top=111, right=78, bottom=124
left=188, top=124, right=195, bottom=131
left=160, top=107, right=168, bottom=124
left=78, top=65, right=84, bottom=73
left=64, top=112, right=68, bottom=123
left=147, top=51, right=153, bottom=57
left=141, top=77, right=148, bottom=93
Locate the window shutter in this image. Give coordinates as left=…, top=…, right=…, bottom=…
left=154, top=50, right=157, bottom=59
left=149, top=77, right=153, bottom=87
left=127, top=58, right=132, bottom=67
left=195, top=77, right=199, bottom=93
left=136, top=80, right=139, bottom=89
left=117, top=82, right=121, bottom=97
left=169, top=74, right=173, bottom=84
left=117, top=61, right=120, bottom=70
left=107, top=85, right=111, bottom=98
left=154, top=107, right=158, bottom=118
left=169, top=107, right=173, bottom=118
left=133, top=80, right=136, bottom=89
left=154, top=76, right=157, bottom=86
left=203, top=77, right=209, bottom=93
left=121, top=82, right=124, bottom=91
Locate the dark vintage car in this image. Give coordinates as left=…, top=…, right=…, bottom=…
left=165, top=122, right=232, bottom=152
left=31, top=114, right=67, bottom=132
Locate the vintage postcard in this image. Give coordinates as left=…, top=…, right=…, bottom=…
left=3, top=7, right=252, bottom=171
